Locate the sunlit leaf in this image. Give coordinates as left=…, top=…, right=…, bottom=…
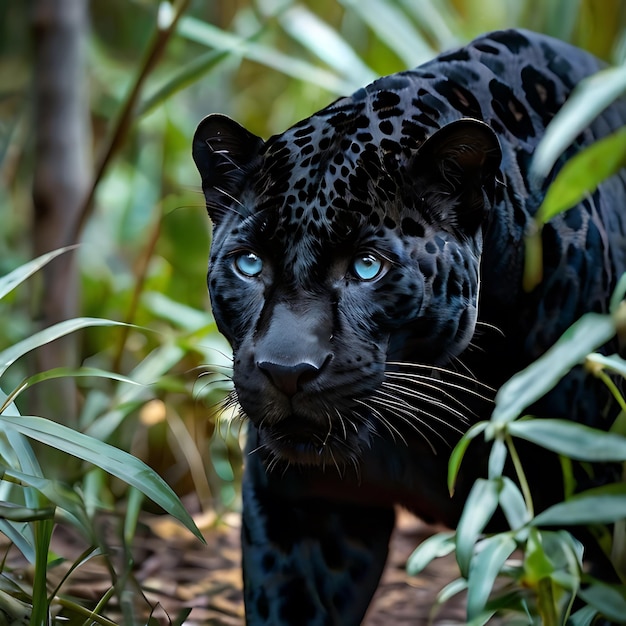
left=278, top=5, right=377, bottom=85
left=533, top=484, right=626, bottom=526
left=586, top=352, right=626, bottom=379
left=491, top=312, right=615, bottom=424
left=530, top=64, right=626, bottom=182
left=456, top=478, right=500, bottom=577
left=339, top=0, right=436, bottom=67
left=523, top=528, right=555, bottom=582
left=467, top=534, right=517, bottom=619
left=508, top=419, right=626, bottom=461
left=178, top=16, right=357, bottom=94
left=0, top=414, right=204, bottom=542
left=535, top=127, right=626, bottom=226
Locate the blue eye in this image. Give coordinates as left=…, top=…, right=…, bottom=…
left=234, top=252, right=263, bottom=277
left=351, top=253, right=384, bottom=281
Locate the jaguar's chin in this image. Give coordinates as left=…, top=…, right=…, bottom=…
left=255, top=420, right=366, bottom=469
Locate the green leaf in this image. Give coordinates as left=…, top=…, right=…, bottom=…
left=139, top=49, right=230, bottom=116
left=177, top=16, right=358, bottom=94
left=1, top=367, right=140, bottom=414
left=456, top=478, right=500, bottom=577
left=499, top=477, right=530, bottom=529
left=0, top=246, right=77, bottom=301
left=533, top=484, right=626, bottom=526
left=491, top=312, right=615, bottom=424
left=0, top=318, right=127, bottom=378
left=535, top=127, right=626, bottom=226
left=339, top=0, right=436, bottom=67
left=488, top=437, right=507, bottom=479
left=0, top=414, right=204, bottom=542
left=524, top=528, right=555, bottom=583
left=0, top=519, right=35, bottom=563
left=508, top=419, right=626, bottom=461
left=406, top=531, right=455, bottom=575
left=568, top=605, right=598, bottom=626
left=435, top=577, right=468, bottom=604
left=0, top=503, right=55, bottom=522
left=467, top=534, right=517, bottom=619
left=3, top=468, right=91, bottom=534
left=0, top=389, right=42, bottom=481
left=448, top=422, right=487, bottom=494
left=530, top=64, right=626, bottom=182
left=84, top=340, right=185, bottom=439
left=278, top=5, right=377, bottom=85
left=577, top=578, right=626, bottom=622
left=586, top=352, right=626, bottom=379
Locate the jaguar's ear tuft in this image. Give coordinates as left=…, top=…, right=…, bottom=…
left=414, top=118, right=502, bottom=233
left=192, top=114, right=265, bottom=224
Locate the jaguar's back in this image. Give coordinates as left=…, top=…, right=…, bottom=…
left=193, top=29, right=626, bottom=625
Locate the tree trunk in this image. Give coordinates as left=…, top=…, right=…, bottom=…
left=31, top=0, right=90, bottom=424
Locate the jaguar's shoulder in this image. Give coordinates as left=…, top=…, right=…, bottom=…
left=284, top=29, right=603, bottom=151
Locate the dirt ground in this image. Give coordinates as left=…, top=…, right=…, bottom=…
left=2, top=508, right=468, bottom=625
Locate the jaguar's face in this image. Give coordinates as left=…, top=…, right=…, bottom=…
left=193, top=109, right=500, bottom=468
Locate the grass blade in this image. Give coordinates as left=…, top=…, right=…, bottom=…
left=0, top=319, right=127, bottom=378
left=0, top=414, right=204, bottom=542
left=0, top=246, right=77, bottom=301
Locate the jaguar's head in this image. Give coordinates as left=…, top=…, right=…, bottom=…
left=193, top=102, right=500, bottom=469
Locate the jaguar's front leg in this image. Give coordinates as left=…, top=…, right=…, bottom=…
left=241, top=440, right=395, bottom=626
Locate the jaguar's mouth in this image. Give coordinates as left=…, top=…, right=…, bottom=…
left=255, top=419, right=366, bottom=468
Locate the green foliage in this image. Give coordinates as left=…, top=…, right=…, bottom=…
left=408, top=282, right=626, bottom=625
left=0, top=251, right=204, bottom=623
left=524, top=64, right=626, bottom=291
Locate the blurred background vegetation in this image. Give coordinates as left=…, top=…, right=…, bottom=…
left=0, top=0, right=624, bottom=517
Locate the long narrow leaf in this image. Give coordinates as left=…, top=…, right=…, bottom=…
left=456, top=478, right=500, bottom=577
left=0, top=246, right=77, bottom=301
left=279, top=6, right=377, bottom=85
left=577, top=579, right=626, bottom=622
left=339, top=0, right=436, bottom=67
left=406, top=531, right=456, bottom=575
left=1, top=367, right=140, bottom=414
left=178, top=16, right=357, bottom=94
left=0, top=414, right=203, bottom=542
left=530, top=63, right=626, bottom=182
left=508, top=419, right=626, bottom=462
left=533, top=484, right=626, bottom=526
left=0, top=519, right=34, bottom=563
left=491, top=313, right=615, bottom=424
left=0, top=318, right=127, bottom=378
left=535, top=127, right=626, bottom=225
left=467, top=534, right=517, bottom=619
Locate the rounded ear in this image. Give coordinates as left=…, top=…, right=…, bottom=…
left=192, top=114, right=265, bottom=223
left=416, top=118, right=501, bottom=183
left=414, top=119, right=502, bottom=233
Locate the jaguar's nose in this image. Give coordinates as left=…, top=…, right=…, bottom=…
left=257, top=360, right=324, bottom=397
